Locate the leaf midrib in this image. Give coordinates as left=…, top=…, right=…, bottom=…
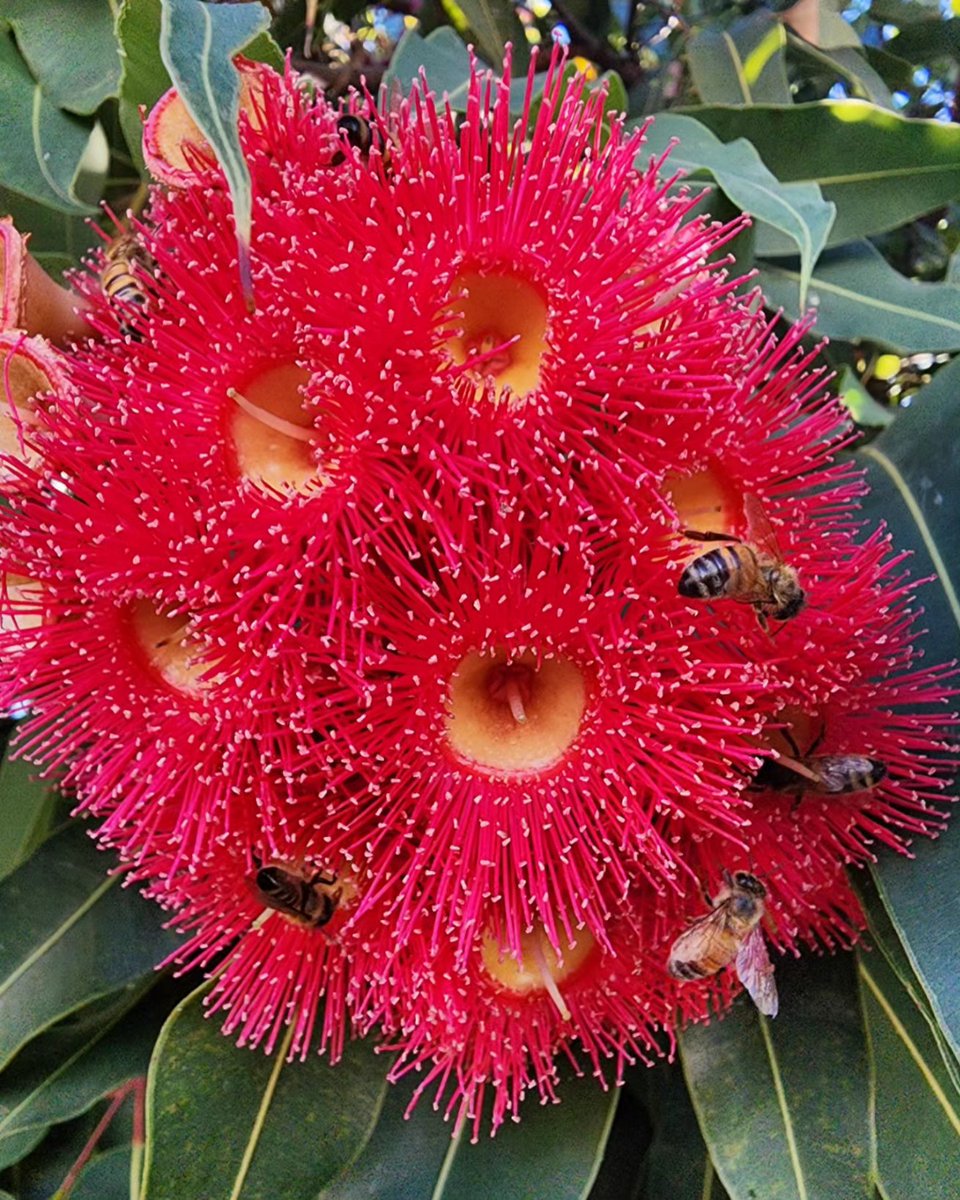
left=759, top=1016, right=809, bottom=1200
left=0, top=874, right=117, bottom=1004
left=763, top=264, right=960, bottom=334
left=859, top=961, right=960, bottom=1136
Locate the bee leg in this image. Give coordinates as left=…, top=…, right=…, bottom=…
left=806, top=724, right=826, bottom=755
left=682, top=528, right=738, bottom=544
left=782, top=728, right=803, bottom=758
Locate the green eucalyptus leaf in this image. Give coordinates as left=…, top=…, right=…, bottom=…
left=117, top=0, right=172, bottom=171
left=787, top=38, right=894, bottom=107
left=0, top=754, right=58, bottom=881
left=0, top=979, right=163, bottom=1143
left=0, top=185, right=102, bottom=271
left=598, top=70, right=628, bottom=121
left=141, top=984, right=388, bottom=1200
left=785, top=5, right=894, bottom=107
left=383, top=27, right=475, bottom=105
left=0, top=1123, right=47, bottom=1171
left=641, top=114, right=835, bottom=308
left=69, top=1145, right=134, bottom=1200
left=887, top=17, right=960, bottom=64
left=0, top=32, right=106, bottom=213
left=686, top=100, right=960, bottom=246
left=159, top=0, right=271, bottom=303
left=853, top=871, right=960, bottom=1095
left=637, top=1061, right=730, bottom=1200
left=4, top=0, right=120, bottom=115
left=756, top=242, right=960, bottom=352
left=852, top=368, right=960, bottom=1089
left=681, top=953, right=872, bottom=1200
left=453, top=0, right=529, bottom=75
left=587, top=1084, right=652, bottom=1200
left=0, top=822, right=179, bottom=1071
left=687, top=10, right=792, bottom=104
left=74, top=1149, right=133, bottom=1200
left=321, top=1064, right=619, bottom=1199
left=858, top=948, right=960, bottom=1197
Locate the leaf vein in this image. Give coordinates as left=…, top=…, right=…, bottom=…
left=861, top=445, right=960, bottom=633
left=0, top=875, right=116, bottom=1003
left=859, top=962, right=960, bottom=1137
left=759, top=1016, right=808, bottom=1200
left=227, top=1022, right=295, bottom=1200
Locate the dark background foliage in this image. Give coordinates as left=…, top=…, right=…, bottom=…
left=0, top=0, right=958, bottom=1196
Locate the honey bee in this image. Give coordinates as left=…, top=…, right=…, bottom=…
left=252, top=856, right=342, bottom=928
left=679, top=494, right=805, bottom=628
left=331, top=114, right=392, bottom=172
left=667, top=870, right=778, bottom=1017
left=753, top=730, right=886, bottom=796
left=100, top=234, right=153, bottom=339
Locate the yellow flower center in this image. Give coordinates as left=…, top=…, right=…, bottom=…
left=481, top=923, right=597, bottom=1019
left=228, top=364, right=325, bottom=495
left=444, top=271, right=549, bottom=403
left=128, top=600, right=219, bottom=696
left=445, top=649, right=588, bottom=774
left=665, top=465, right=740, bottom=536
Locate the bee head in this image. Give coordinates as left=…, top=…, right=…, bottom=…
left=774, top=588, right=806, bottom=620
left=732, top=871, right=766, bottom=898
left=336, top=114, right=372, bottom=153
left=868, top=758, right=888, bottom=783
left=255, top=864, right=286, bottom=894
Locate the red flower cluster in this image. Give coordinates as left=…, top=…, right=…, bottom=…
left=0, top=50, right=953, bottom=1136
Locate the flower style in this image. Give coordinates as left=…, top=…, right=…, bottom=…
left=0, top=45, right=954, bottom=1138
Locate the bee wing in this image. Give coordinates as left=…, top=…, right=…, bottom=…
left=743, top=492, right=785, bottom=564
left=735, top=927, right=778, bottom=1017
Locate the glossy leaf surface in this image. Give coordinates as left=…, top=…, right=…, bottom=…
left=117, top=0, right=172, bottom=169
left=859, top=949, right=960, bottom=1198
left=158, top=0, right=270, bottom=298
left=0, top=754, right=57, bottom=881
left=0, top=824, right=179, bottom=1071
left=757, top=242, right=960, bottom=351
left=687, top=11, right=791, bottom=104
left=0, top=981, right=161, bottom=1141
left=855, top=368, right=960, bottom=1077
left=142, top=985, right=388, bottom=1200
left=688, top=101, right=960, bottom=246
left=453, top=0, right=529, bottom=73
left=640, top=113, right=835, bottom=306
left=4, top=0, right=120, bottom=114
left=384, top=27, right=474, bottom=107
left=321, top=1064, right=619, bottom=1199
left=0, top=32, right=105, bottom=212
left=681, top=953, right=872, bottom=1200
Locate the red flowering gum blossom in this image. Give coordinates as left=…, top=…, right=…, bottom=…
left=313, top=507, right=778, bottom=966
left=320, top=52, right=746, bottom=502
left=142, top=57, right=274, bottom=187
left=135, top=830, right=391, bottom=1063
left=0, top=218, right=91, bottom=344
left=359, top=890, right=729, bottom=1140
left=0, top=42, right=954, bottom=1136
